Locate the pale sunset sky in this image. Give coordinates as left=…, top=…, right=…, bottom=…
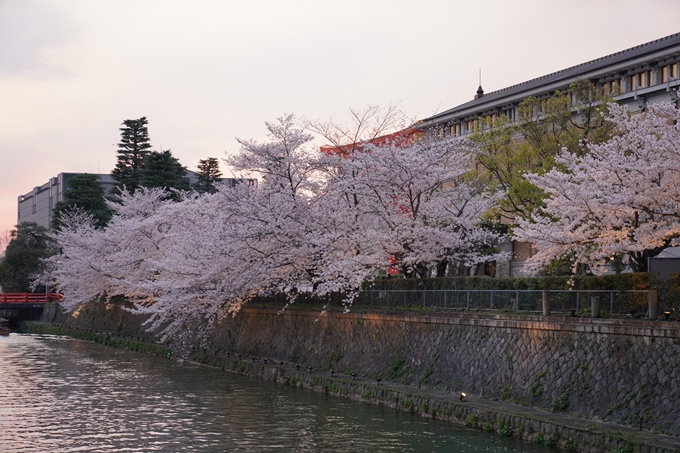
left=1, top=0, right=679, bottom=239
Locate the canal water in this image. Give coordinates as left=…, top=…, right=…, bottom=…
left=0, top=334, right=550, bottom=452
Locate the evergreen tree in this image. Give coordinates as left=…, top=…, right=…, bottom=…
left=139, top=150, right=190, bottom=200
left=193, top=157, right=223, bottom=194
left=0, top=222, right=56, bottom=292
left=51, top=174, right=112, bottom=230
left=111, top=117, right=152, bottom=194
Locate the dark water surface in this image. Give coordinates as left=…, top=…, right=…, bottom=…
left=0, top=334, right=550, bottom=452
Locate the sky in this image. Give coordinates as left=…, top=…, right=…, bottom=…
left=1, top=0, right=679, bottom=238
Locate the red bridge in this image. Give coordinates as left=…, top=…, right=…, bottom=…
left=0, top=293, right=63, bottom=324
left=0, top=293, right=63, bottom=304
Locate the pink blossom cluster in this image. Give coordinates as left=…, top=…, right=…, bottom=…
left=516, top=103, right=680, bottom=274
left=42, top=114, right=503, bottom=339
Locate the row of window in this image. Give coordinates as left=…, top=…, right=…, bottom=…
left=433, top=110, right=517, bottom=137
left=430, top=61, right=680, bottom=138
left=601, top=62, right=679, bottom=96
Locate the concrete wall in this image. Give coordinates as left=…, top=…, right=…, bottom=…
left=48, top=303, right=680, bottom=436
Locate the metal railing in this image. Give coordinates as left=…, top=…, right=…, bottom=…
left=352, top=289, right=652, bottom=316
left=0, top=293, right=63, bottom=304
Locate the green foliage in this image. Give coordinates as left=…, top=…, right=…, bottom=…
left=469, top=79, right=616, bottom=222
left=139, top=150, right=190, bottom=199
left=111, top=117, right=153, bottom=194
left=554, top=392, right=569, bottom=411
left=193, top=157, right=223, bottom=194
left=386, top=356, right=409, bottom=382
left=497, top=419, right=513, bottom=436
left=563, top=436, right=576, bottom=450
left=611, top=442, right=633, bottom=453
left=532, top=434, right=544, bottom=444
left=51, top=174, right=112, bottom=230
left=0, top=222, right=56, bottom=292
left=500, top=385, right=512, bottom=401
left=530, top=382, right=543, bottom=398
left=366, top=273, right=650, bottom=291
left=328, top=350, right=343, bottom=364
left=463, top=413, right=479, bottom=427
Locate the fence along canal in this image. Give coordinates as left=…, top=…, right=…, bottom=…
left=292, top=289, right=665, bottom=318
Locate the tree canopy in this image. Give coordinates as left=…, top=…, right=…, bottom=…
left=515, top=102, right=680, bottom=274
left=0, top=222, right=56, bottom=292
left=51, top=174, right=112, bottom=230
left=139, top=150, right=190, bottom=199
left=193, top=157, right=223, bottom=194
left=111, top=117, right=153, bottom=195
left=42, top=114, right=503, bottom=339
left=470, top=80, right=616, bottom=222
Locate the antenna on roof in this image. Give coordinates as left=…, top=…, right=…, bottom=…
left=475, top=69, right=484, bottom=100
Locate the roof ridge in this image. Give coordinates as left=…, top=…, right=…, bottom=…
left=481, top=32, right=680, bottom=98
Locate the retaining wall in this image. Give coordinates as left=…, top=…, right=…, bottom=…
left=42, top=302, right=680, bottom=438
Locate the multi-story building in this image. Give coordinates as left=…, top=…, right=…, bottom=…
left=416, top=32, right=680, bottom=137
left=17, top=173, right=117, bottom=229
left=414, top=32, right=680, bottom=277
left=17, top=172, right=252, bottom=229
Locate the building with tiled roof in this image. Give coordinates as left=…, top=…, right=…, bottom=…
left=416, top=32, right=680, bottom=136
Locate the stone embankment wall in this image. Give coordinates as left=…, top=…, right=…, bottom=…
left=43, top=303, right=680, bottom=438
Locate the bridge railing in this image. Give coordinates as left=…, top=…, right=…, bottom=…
left=0, top=293, right=63, bottom=304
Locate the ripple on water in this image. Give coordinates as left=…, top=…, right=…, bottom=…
left=0, top=334, right=551, bottom=452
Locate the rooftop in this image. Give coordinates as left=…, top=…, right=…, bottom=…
left=422, top=32, right=680, bottom=124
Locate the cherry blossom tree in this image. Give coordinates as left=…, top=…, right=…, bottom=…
left=322, top=136, right=504, bottom=280
left=515, top=102, right=680, bottom=274
left=302, top=103, right=413, bottom=154
left=42, top=114, right=506, bottom=340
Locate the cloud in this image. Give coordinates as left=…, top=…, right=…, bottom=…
left=0, top=0, right=74, bottom=75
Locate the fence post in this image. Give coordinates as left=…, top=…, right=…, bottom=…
left=576, top=292, right=579, bottom=313
left=404, top=291, right=406, bottom=308
left=542, top=290, right=551, bottom=316
left=516, top=290, right=519, bottom=311
left=610, top=292, right=614, bottom=314
left=490, top=291, right=494, bottom=310
left=423, top=291, right=426, bottom=308
left=591, top=296, right=601, bottom=318
left=444, top=291, right=447, bottom=309
left=466, top=291, right=470, bottom=310
left=648, top=290, right=659, bottom=321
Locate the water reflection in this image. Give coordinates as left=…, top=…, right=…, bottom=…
left=0, top=334, right=549, bottom=452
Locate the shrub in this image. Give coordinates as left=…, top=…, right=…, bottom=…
left=364, top=274, right=650, bottom=291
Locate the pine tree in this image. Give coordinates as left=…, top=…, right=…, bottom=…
left=51, top=174, right=112, bottom=230
left=0, top=222, right=56, bottom=292
left=139, top=150, right=190, bottom=200
left=111, top=117, right=153, bottom=194
left=193, top=157, right=223, bottom=194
